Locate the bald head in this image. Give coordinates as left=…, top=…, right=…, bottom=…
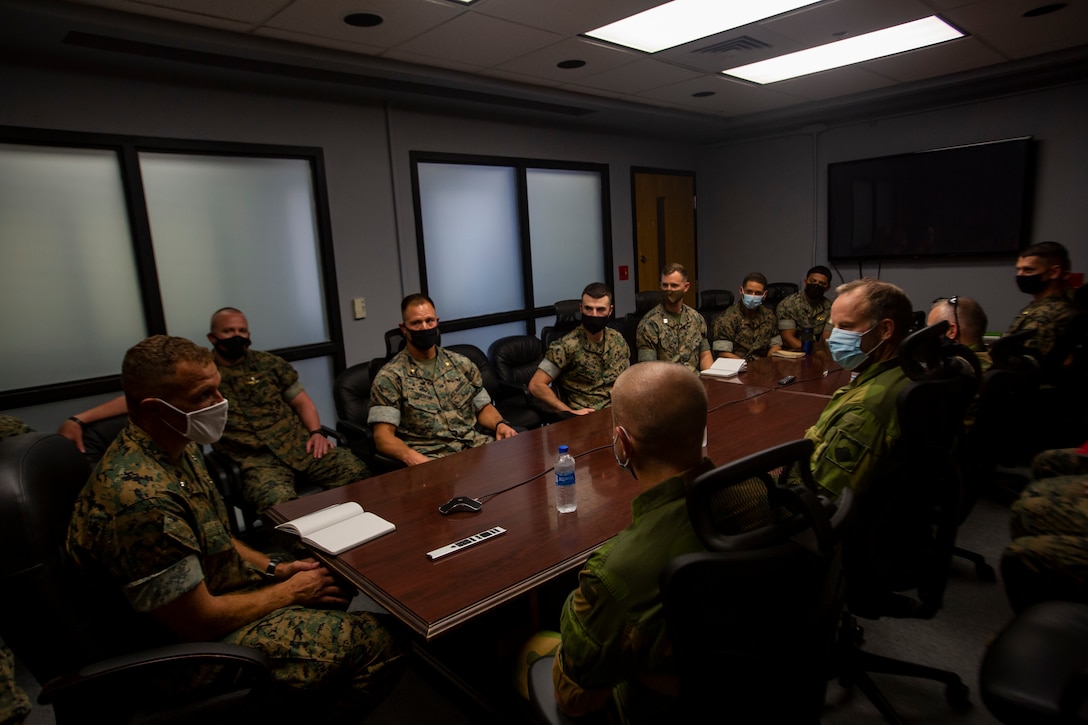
left=612, top=362, right=707, bottom=466
left=927, top=296, right=987, bottom=346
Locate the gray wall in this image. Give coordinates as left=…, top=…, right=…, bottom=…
left=697, top=81, right=1088, bottom=333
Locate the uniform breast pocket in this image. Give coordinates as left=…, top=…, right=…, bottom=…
left=819, top=412, right=873, bottom=475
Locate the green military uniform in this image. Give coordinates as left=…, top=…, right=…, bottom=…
left=538, top=326, right=629, bottom=411
left=776, top=290, right=832, bottom=340
left=553, top=459, right=771, bottom=723
left=1006, top=289, right=1074, bottom=357
left=214, top=350, right=368, bottom=515
left=968, top=342, right=993, bottom=374
left=1032, top=447, right=1088, bottom=480
left=0, top=417, right=33, bottom=724
left=711, top=304, right=783, bottom=359
left=368, top=347, right=493, bottom=458
left=802, top=358, right=911, bottom=498
left=67, top=422, right=403, bottom=718
left=635, top=303, right=710, bottom=372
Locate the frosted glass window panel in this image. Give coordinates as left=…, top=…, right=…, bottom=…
left=139, top=153, right=328, bottom=347
left=418, top=163, right=522, bottom=318
left=528, top=169, right=606, bottom=306
left=440, top=322, right=528, bottom=357
left=0, top=144, right=144, bottom=390
left=292, top=356, right=337, bottom=431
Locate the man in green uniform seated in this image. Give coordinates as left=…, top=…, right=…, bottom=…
left=777, top=265, right=833, bottom=351
left=368, top=293, right=517, bottom=466
left=928, top=295, right=992, bottom=372
left=635, top=263, right=713, bottom=372
left=711, top=271, right=783, bottom=359
left=66, top=335, right=404, bottom=721
left=529, top=282, right=629, bottom=416
left=1007, top=241, right=1075, bottom=358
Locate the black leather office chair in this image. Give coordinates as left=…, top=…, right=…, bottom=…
left=488, top=335, right=548, bottom=429
left=622, top=290, right=665, bottom=364
left=528, top=439, right=850, bottom=724
left=331, top=356, right=406, bottom=474
left=697, top=288, right=733, bottom=333
left=553, top=299, right=581, bottom=325
left=0, top=433, right=272, bottom=725
left=81, top=413, right=128, bottom=467
left=764, top=281, right=798, bottom=310
left=383, top=326, right=405, bottom=360
left=979, top=600, right=1088, bottom=724
left=834, top=321, right=978, bottom=723
left=447, top=342, right=539, bottom=430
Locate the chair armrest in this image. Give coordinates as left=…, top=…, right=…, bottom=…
left=318, top=424, right=346, bottom=447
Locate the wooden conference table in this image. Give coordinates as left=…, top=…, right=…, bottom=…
left=268, top=353, right=851, bottom=641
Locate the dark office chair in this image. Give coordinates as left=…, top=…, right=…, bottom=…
left=383, top=326, right=405, bottom=360
left=834, top=321, right=978, bottom=723
left=622, top=290, right=665, bottom=364
left=0, top=433, right=272, bottom=725
left=488, top=335, right=548, bottom=429
left=81, top=413, right=128, bottom=467
left=979, top=600, right=1088, bottom=724
left=553, top=299, right=581, bottom=325
left=764, top=281, right=798, bottom=310
left=697, top=288, right=733, bottom=333
left=447, top=342, right=538, bottom=430
left=528, top=439, right=850, bottom=724
left=331, top=356, right=405, bottom=474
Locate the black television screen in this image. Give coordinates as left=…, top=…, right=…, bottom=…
left=827, top=138, right=1034, bottom=262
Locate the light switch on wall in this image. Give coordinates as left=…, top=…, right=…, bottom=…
left=352, top=297, right=366, bottom=320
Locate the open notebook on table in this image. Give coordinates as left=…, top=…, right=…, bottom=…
left=700, top=357, right=747, bottom=379
left=275, top=501, right=395, bottom=555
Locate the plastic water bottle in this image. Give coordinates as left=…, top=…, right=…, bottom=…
left=801, top=327, right=814, bottom=354
left=555, top=445, right=577, bottom=513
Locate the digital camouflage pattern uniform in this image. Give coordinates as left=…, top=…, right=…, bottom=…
left=214, top=350, right=368, bottom=515
left=711, top=304, right=783, bottom=359
left=800, top=358, right=911, bottom=498
left=368, top=347, right=493, bottom=458
left=776, top=291, right=832, bottom=339
left=1006, top=289, right=1074, bottom=357
left=553, top=459, right=773, bottom=722
left=538, top=326, right=629, bottom=411
left=0, top=417, right=33, bottom=724
left=66, top=422, right=404, bottom=718
left=635, top=304, right=710, bottom=372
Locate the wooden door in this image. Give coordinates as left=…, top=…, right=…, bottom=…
left=632, top=170, right=697, bottom=306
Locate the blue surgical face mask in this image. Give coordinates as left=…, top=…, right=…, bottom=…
left=742, top=293, right=763, bottom=310
left=827, top=326, right=881, bottom=371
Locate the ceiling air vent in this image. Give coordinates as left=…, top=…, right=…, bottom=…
left=691, top=35, right=771, bottom=54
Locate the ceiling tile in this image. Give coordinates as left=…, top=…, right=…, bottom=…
left=493, top=37, right=641, bottom=83
left=262, top=0, right=465, bottom=49
left=391, top=11, right=566, bottom=69
left=61, top=0, right=264, bottom=31
left=572, top=57, right=705, bottom=94
left=942, top=0, right=1088, bottom=59
left=864, top=35, right=1006, bottom=82
left=469, top=0, right=664, bottom=36
left=636, top=75, right=806, bottom=117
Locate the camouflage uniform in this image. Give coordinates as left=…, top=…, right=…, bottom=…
left=1006, top=289, right=1074, bottom=356
left=1032, top=447, right=1088, bottom=480
left=66, top=422, right=404, bottom=718
left=635, top=304, right=710, bottom=372
left=776, top=291, right=832, bottom=339
left=368, top=347, right=493, bottom=458
left=0, top=417, right=32, bottom=724
left=214, top=350, right=368, bottom=515
left=1004, top=472, right=1088, bottom=611
left=801, top=358, right=911, bottom=498
left=538, top=326, right=629, bottom=411
left=711, top=304, right=783, bottom=359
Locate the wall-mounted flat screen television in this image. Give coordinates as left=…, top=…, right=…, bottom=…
left=827, top=137, right=1034, bottom=262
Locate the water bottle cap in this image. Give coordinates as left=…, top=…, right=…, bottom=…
left=558, top=445, right=569, bottom=453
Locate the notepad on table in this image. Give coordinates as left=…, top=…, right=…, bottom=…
left=700, top=357, right=747, bottom=379
left=275, top=502, right=395, bottom=555
left=772, top=350, right=806, bottom=359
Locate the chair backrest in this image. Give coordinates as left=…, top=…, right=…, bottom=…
left=333, top=359, right=376, bottom=425
left=540, top=324, right=576, bottom=350
left=383, top=327, right=405, bottom=360
left=553, top=299, right=581, bottom=324
left=764, top=282, right=798, bottom=310
left=634, top=290, right=665, bottom=317
left=488, top=335, right=544, bottom=388
left=446, top=343, right=500, bottom=400
left=82, top=413, right=128, bottom=467
left=662, top=439, right=848, bottom=721
left=698, top=288, right=734, bottom=312
left=0, top=433, right=164, bottom=684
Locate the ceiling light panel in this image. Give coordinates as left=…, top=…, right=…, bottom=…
left=584, top=0, right=826, bottom=53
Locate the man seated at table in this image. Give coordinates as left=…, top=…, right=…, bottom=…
left=368, top=293, right=517, bottom=466
left=928, top=295, right=992, bottom=373
left=529, top=282, right=629, bottom=416
left=711, top=271, right=783, bottom=360
left=66, top=335, right=405, bottom=721
left=801, top=278, right=914, bottom=498
left=777, top=265, right=833, bottom=350
left=547, top=361, right=772, bottom=721
left=1007, top=241, right=1075, bottom=358
left=635, top=263, right=713, bottom=372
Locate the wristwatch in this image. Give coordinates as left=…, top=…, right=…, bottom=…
left=264, top=557, right=281, bottom=579
left=497, top=419, right=515, bottom=431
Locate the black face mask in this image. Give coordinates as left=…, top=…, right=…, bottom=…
left=409, top=326, right=440, bottom=352
left=582, top=315, right=609, bottom=334
left=212, top=335, right=251, bottom=362
left=1016, top=273, right=1048, bottom=295
left=805, top=283, right=826, bottom=299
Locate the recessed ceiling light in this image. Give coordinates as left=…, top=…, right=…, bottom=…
left=692, top=91, right=716, bottom=98
left=344, top=13, right=383, bottom=28
left=722, top=15, right=964, bottom=84
left=557, top=59, right=587, bottom=69
left=585, top=0, right=823, bottom=54
left=1023, top=3, right=1067, bottom=17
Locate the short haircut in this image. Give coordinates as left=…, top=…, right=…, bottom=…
left=807, top=265, right=832, bottom=280
left=742, top=272, right=768, bottom=288
left=1020, top=241, right=1071, bottom=272
left=582, top=282, right=613, bottom=305
left=209, top=306, right=244, bottom=331
left=661, top=262, right=689, bottom=280
left=612, top=361, right=707, bottom=463
left=836, top=278, right=913, bottom=342
left=400, top=293, right=436, bottom=317
left=929, top=296, right=988, bottom=343
left=122, top=335, right=213, bottom=411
